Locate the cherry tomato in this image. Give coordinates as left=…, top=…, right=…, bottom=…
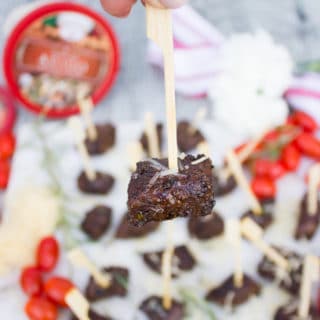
left=281, top=143, right=301, bottom=171
left=36, top=237, right=59, bottom=272
left=253, top=159, right=286, bottom=180
left=251, top=177, right=276, bottom=200
left=25, top=297, right=57, bottom=320
left=289, top=111, right=318, bottom=133
left=20, top=267, right=43, bottom=296
left=44, top=277, right=74, bottom=307
left=294, top=133, right=320, bottom=160
left=263, top=129, right=280, bottom=144
left=0, top=160, right=10, bottom=190
left=0, top=132, right=15, bottom=160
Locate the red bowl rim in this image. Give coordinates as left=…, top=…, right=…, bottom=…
left=0, top=86, right=16, bottom=134
left=3, top=2, right=120, bottom=119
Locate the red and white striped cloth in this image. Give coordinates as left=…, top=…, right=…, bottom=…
left=285, top=73, right=320, bottom=124
left=148, top=5, right=320, bottom=124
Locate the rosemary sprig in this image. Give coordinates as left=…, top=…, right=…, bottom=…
left=179, top=288, right=217, bottom=320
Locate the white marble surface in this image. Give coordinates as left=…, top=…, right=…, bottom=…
left=0, top=0, right=320, bottom=124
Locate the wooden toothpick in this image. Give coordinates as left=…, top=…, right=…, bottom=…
left=65, top=288, right=90, bottom=320
left=298, top=255, right=319, bottom=318
left=226, top=219, right=243, bottom=288
left=68, top=248, right=111, bottom=288
left=68, top=117, right=96, bottom=181
left=127, top=141, right=144, bottom=172
left=189, top=107, right=207, bottom=134
left=225, top=150, right=263, bottom=215
left=307, top=163, right=320, bottom=215
left=78, top=97, right=98, bottom=141
left=144, top=112, right=161, bottom=158
left=197, top=141, right=210, bottom=157
left=146, top=3, right=178, bottom=309
left=241, top=218, right=290, bottom=271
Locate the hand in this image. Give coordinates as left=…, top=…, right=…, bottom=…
left=100, top=0, right=186, bottom=17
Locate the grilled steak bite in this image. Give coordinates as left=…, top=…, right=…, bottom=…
left=127, top=155, right=215, bottom=226
left=142, top=245, right=196, bottom=278
left=241, top=209, right=274, bottom=230
left=85, top=123, right=116, bottom=156
left=140, top=123, right=163, bottom=156
left=206, top=274, right=261, bottom=307
left=258, top=247, right=303, bottom=296
left=139, top=296, right=184, bottom=320
left=213, top=170, right=237, bottom=197
left=85, top=267, right=129, bottom=302
left=81, top=205, right=112, bottom=240
left=71, top=309, right=113, bottom=320
left=188, top=211, right=224, bottom=240
left=295, top=194, right=320, bottom=240
left=115, top=212, right=159, bottom=239
left=274, top=300, right=320, bottom=320
left=78, top=171, right=115, bottom=195
left=177, top=121, right=205, bottom=152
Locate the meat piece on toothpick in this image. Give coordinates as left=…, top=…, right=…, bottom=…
left=213, top=170, right=237, bottom=197
left=177, top=121, right=205, bottom=152
left=81, top=206, right=112, bottom=240
left=78, top=171, right=115, bottom=195
left=85, top=124, right=116, bottom=156
left=188, top=211, right=224, bottom=240
left=142, top=245, right=196, bottom=278
left=139, top=296, right=184, bottom=320
left=85, top=267, right=129, bottom=302
left=127, top=155, right=215, bottom=226
left=206, top=274, right=261, bottom=307
left=71, top=309, right=113, bottom=320
left=274, top=300, right=320, bottom=320
left=295, top=194, right=320, bottom=240
left=115, top=212, right=159, bottom=239
left=258, top=247, right=303, bottom=295
left=140, top=123, right=163, bottom=156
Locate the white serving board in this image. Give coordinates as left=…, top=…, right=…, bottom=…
left=0, top=120, right=319, bottom=320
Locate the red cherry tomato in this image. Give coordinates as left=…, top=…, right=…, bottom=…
left=36, top=237, right=59, bottom=272
left=289, top=111, right=318, bottom=133
left=281, top=143, right=301, bottom=171
left=0, top=132, right=16, bottom=160
left=251, top=177, right=276, bottom=200
left=20, top=267, right=43, bottom=296
left=253, top=159, right=286, bottom=180
left=0, top=160, right=10, bottom=190
left=294, top=133, right=320, bottom=160
left=25, top=297, right=57, bottom=320
left=263, top=129, right=280, bottom=144
left=44, top=277, right=74, bottom=307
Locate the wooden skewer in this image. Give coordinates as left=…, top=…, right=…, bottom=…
left=226, top=219, right=243, bottom=288
left=68, top=117, right=96, bottom=181
left=221, top=132, right=266, bottom=178
left=78, top=97, right=98, bottom=142
left=145, top=112, right=161, bottom=158
left=146, top=3, right=178, bottom=310
left=225, top=150, right=263, bottom=215
left=127, top=141, right=144, bottom=172
left=298, top=255, right=320, bottom=318
left=197, top=141, right=210, bottom=157
left=65, top=288, right=90, bottom=320
left=189, top=107, right=207, bottom=134
left=307, top=163, right=320, bottom=215
left=241, top=218, right=290, bottom=271
left=68, top=248, right=111, bottom=288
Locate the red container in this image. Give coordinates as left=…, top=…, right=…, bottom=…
left=3, top=2, right=120, bottom=119
left=0, top=86, right=16, bottom=134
